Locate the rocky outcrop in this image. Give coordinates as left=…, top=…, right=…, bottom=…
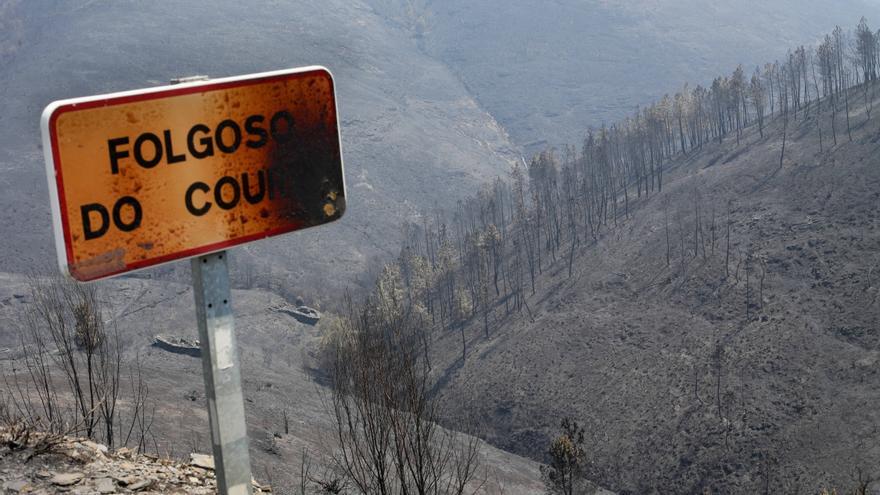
left=275, top=305, right=321, bottom=325
left=0, top=426, right=271, bottom=494
left=152, top=336, right=201, bottom=358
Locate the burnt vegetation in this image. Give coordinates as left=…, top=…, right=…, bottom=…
left=3, top=7, right=880, bottom=495
left=322, top=16, right=880, bottom=494
left=371, top=18, right=880, bottom=361
left=2, top=276, right=155, bottom=455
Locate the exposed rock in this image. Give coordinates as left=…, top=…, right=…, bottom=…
left=127, top=478, right=153, bottom=491
left=0, top=427, right=271, bottom=494
left=94, top=477, right=115, bottom=493
left=50, top=472, right=84, bottom=486
left=114, top=474, right=138, bottom=486
left=189, top=452, right=215, bottom=470
left=274, top=305, right=321, bottom=325
left=114, top=447, right=133, bottom=458
left=3, top=479, right=30, bottom=492
left=153, top=335, right=201, bottom=357
left=81, top=440, right=108, bottom=455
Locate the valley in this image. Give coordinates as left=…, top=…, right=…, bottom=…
left=1, top=1, right=880, bottom=493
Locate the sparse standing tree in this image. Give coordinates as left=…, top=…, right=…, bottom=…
left=725, top=201, right=732, bottom=278
left=778, top=64, right=790, bottom=169
left=759, top=256, right=767, bottom=310
left=810, top=50, right=825, bottom=152
left=540, top=417, right=587, bottom=495
left=750, top=67, right=766, bottom=138
left=664, top=200, right=671, bottom=267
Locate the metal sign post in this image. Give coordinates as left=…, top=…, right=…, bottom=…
left=191, top=251, right=252, bottom=495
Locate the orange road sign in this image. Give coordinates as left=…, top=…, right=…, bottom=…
left=41, top=67, right=346, bottom=281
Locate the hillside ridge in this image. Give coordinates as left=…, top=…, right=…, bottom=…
left=430, top=81, right=880, bottom=493
left=0, top=272, right=551, bottom=494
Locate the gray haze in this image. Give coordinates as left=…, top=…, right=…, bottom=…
left=1, top=0, right=878, bottom=293
left=373, top=0, right=880, bottom=153
left=2, top=2, right=880, bottom=493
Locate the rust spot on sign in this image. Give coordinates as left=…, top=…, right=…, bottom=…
left=69, top=248, right=127, bottom=281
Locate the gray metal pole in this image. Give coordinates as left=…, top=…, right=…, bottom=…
left=191, top=251, right=253, bottom=495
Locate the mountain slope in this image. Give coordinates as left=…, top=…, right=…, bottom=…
left=0, top=271, right=554, bottom=494
left=0, top=0, right=517, bottom=299
left=368, top=0, right=880, bottom=154
left=430, top=90, right=880, bottom=493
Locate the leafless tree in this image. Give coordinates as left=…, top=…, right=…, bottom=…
left=750, top=67, right=767, bottom=138
left=5, top=275, right=153, bottom=451
left=725, top=201, right=732, bottom=278
left=778, top=63, right=790, bottom=169
left=327, top=272, right=482, bottom=495
left=664, top=200, right=671, bottom=267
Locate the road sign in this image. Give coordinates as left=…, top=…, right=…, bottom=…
left=41, top=66, right=346, bottom=282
